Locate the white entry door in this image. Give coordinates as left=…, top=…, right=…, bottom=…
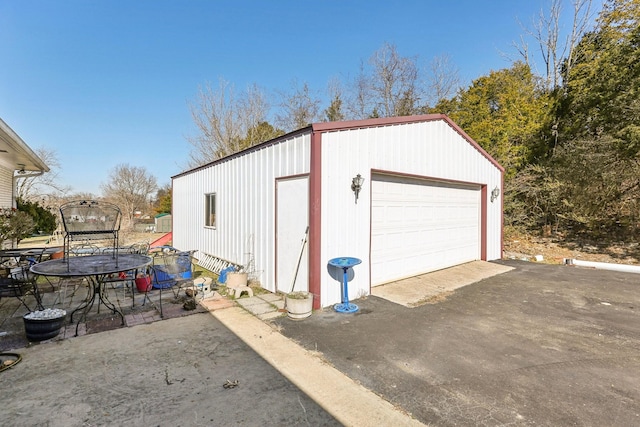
left=276, top=176, right=309, bottom=293
left=371, top=174, right=481, bottom=286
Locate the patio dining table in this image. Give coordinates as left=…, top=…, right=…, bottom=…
left=30, top=253, right=153, bottom=336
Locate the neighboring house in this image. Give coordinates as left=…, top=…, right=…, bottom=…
left=172, top=114, right=504, bottom=309
left=0, top=118, right=49, bottom=208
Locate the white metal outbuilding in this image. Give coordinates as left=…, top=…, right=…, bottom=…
left=172, top=114, right=503, bottom=309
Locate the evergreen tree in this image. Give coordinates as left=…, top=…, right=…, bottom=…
left=16, top=198, right=57, bottom=235
left=436, top=62, right=551, bottom=180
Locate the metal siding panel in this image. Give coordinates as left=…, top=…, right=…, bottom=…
left=319, top=119, right=502, bottom=307
left=172, top=133, right=311, bottom=293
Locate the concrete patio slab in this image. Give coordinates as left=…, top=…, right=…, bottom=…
left=1, top=312, right=340, bottom=426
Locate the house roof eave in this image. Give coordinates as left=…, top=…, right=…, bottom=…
left=0, top=118, right=50, bottom=173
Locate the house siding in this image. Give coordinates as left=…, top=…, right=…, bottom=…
left=0, top=165, right=14, bottom=208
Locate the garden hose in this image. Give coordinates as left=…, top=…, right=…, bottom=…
left=0, top=352, right=22, bottom=372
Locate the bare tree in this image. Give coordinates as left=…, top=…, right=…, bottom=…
left=345, top=61, right=374, bottom=120
left=238, top=84, right=274, bottom=145
left=101, top=164, right=157, bottom=229
left=187, top=79, right=271, bottom=167
left=562, top=0, right=595, bottom=85
left=276, top=80, right=321, bottom=131
left=16, top=147, right=71, bottom=201
left=368, top=42, right=421, bottom=117
left=425, top=54, right=462, bottom=108
left=323, top=77, right=346, bottom=122
left=513, top=0, right=595, bottom=90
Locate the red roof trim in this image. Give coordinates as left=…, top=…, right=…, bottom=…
left=310, top=114, right=446, bottom=132
left=440, top=115, right=505, bottom=173
left=312, top=114, right=504, bottom=173
left=171, top=126, right=311, bottom=180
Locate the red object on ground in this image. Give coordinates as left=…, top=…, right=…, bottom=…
left=151, top=232, right=172, bottom=247
left=135, top=276, right=152, bottom=293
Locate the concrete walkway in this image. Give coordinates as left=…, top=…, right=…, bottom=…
left=201, top=292, right=425, bottom=425
left=212, top=261, right=511, bottom=318
left=213, top=306, right=424, bottom=426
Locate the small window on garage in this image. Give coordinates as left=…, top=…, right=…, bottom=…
left=205, top=193, right=216, bottom=228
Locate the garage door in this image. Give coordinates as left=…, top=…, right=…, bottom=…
left=371, top=175, right=481, bottom=286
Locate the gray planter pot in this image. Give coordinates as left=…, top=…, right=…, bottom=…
left=285, top=292, right=313, bottom=320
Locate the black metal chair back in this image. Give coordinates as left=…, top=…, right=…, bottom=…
left=59, top=200, right=122, bottom=262
left=0, top=249, right=46, bottom=311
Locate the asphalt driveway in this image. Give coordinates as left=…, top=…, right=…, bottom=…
left=274, top=260, right=640, bottom=426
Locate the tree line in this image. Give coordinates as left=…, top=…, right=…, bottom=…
left=186, top=45, right=461, bottom=167
left=17, top=0, right=638, bottom=241
left=189, top=0, right=640, bottom=242
left=16, top=159, right=169, bottom=233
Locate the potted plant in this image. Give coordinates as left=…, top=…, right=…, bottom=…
left=285, top=291, right=313, bottom=320
left=226, top=269, right=248, bottom=287
left=23, top=308, right=66, bottom=342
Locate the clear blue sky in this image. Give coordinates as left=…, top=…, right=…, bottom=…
left=0, top=0, right=600, bottom=195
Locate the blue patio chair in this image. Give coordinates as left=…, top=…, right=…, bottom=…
left=149, top=248, right=195, bottom=318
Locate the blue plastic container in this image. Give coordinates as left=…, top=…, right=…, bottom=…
left=218, top=266, right=236, bottom=284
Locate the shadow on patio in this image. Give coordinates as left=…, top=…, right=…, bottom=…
left=0, top=275, right=214, bottom=351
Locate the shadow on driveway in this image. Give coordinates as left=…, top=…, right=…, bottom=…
left=275, top=260, right=640, bottom=426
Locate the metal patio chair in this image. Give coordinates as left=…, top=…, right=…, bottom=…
left=59, top=200, right=122, bottom=262
left=149, top=247, right=196, bottom=318
left=101, top=242, right=152, bottom=307
left=0, top=250, right=46, bottom=311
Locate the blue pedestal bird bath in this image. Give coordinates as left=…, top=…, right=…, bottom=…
left=328, top=256, right=362, bottom=313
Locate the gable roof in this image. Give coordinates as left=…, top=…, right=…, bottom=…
left=311, top=114, right=503, bottom=172
left=173, top=114, right=503, bottom=179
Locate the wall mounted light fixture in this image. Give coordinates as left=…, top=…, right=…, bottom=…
left=490, top=186, right=500, bottom=203
left=351, top=174, right=364, bottom=203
